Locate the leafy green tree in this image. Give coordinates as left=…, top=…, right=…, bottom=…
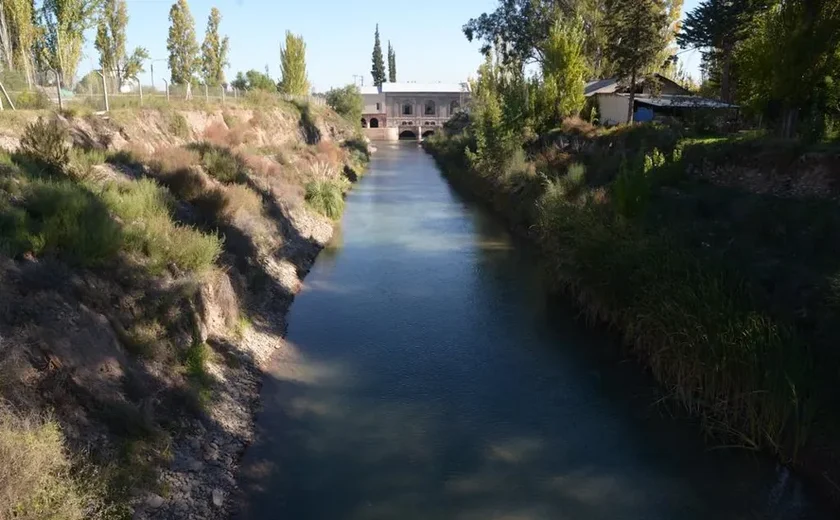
left=534, top=14, right=589, bottom=131
left=39, top=0, right=99, bottom=84
left=94, top=0, right=148, bottom=88
left=603, top=0, right=668, bottom=123
left=678, top=0, right=766, bottom=103
left=167, top=0, right=199, bottom=90
left=1, top=0, right=37, bottom=86
left=278, top=30, right=309, bottom=95
left=387, top=40, right=396, bottom=83
left=735, top=0, right=840, bottom=138
left=463, top=0, right=613, bottom=76
left=231, top=68, right=275, bottom=91
left=371, top=23, right=385, bottom=86
left=201, top=6, right=229, bottom=86
left=326, top=84, right=363, bottom=124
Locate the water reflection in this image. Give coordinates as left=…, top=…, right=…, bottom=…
left=236, top=142, right=830, bottom=520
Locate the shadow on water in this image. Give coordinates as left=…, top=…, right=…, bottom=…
left=236, top=142, right=832, bottom=520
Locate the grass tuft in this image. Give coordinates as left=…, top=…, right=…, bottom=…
left=305, top=180, right=345, bottom=220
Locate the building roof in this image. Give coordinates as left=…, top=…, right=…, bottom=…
left=585, top=73, right=690, bottom=97
left=359, top=82, right=470, bottom=95
left=584, top=78, right=619, bottom=97
left=634, top=95, right=738, bottom=109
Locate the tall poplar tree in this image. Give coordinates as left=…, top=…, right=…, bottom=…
left=201, top=7, right=229, bottom=86
left=1, top=0, right=37, bottom=86
left=388, top=40, right=396, bottom=82
left=604, top=0, right=668, bottom=123
left=40, top=0, right=99, bottom=84
left=371, top=23, right=385, bottom=86
left=278, top=30, right=309, bottom=95
left=93, top=0, right=146, bottom=88
left=167, top=0, right=199, bottom=91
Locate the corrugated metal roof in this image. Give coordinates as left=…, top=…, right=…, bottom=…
left=584, top=78, right=618, bottom=96
left=356, top=82, right=469, bottom=94
left=382, top=82, right=468, bottom=93
left=634, top=95, right=738, bottom=109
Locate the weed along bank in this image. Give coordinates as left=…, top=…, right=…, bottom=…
left=0, top=101, right=369, bottom=519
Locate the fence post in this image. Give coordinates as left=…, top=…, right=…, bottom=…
left=234, top=87, right=238, bottom=99
left=52, top=70, right=63, bottom=111
left=204, top=83, right=208, bottom=102
left=0, top=81, right=14, bottom=110
left=221, top=86, right=225, bottom=104
left=96, top=71, right=109, bottom=112
left=163, top=79, right=169, bottom=102
left=137, top=79, right=143, bottom=107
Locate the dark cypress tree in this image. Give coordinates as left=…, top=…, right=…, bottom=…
left=371, top=24, right=386, bottom=86
left=604, top=0, right=668, bottom=123
left=388, top=40, right=396, bottom=83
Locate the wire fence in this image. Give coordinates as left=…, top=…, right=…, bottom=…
left=0, top=82, right=325, bottom=112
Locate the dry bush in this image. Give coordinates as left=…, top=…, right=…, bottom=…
left=560, top=116, right=598, bottom=138
left=227, top=124, right=250, bottom=146
left=203, top=121, right=230, bottom=147
left=314, top=140, right=344, bottom=166
left=148, top=147, right=209, bottom=202
left=221, top=184, right=263, bottom=219
left=241, top=153, right=305, bottom=204
left=0, top=405, right=87, bottom=519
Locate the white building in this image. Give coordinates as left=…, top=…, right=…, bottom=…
left=360, top=82, right=470, bottom=140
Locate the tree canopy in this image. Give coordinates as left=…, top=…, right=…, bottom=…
left=201, top=7, right=230, bottom=86
left=167, top=0, right=199, bottom=86
left=278, top=31, right=309, bottom=95
left=371, top=24, right=385, bottom=86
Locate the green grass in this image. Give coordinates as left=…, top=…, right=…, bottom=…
left=426, top=127, right=818, bottom=459
left=305, top=180, right=345, bottom=219
left=201, top=147, right=244, bottom=183
left=168, top=112, right=190, bottom=139
left=99, top=179, right=222, bottom=274
left=0, top=406, right=90, bottom=520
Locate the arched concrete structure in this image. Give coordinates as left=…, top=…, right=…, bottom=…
left=422, top=130, right=435, bottom=138
left=370, top=118, right=379, bottom=128
left=399, top=130, right=418, bottom=140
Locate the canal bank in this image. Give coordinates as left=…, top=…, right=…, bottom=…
left=234, top=142, right=831, bottom=519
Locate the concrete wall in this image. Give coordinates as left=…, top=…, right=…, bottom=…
left=598, top=94, right=630, bottom=125
left=362, top=93, right=386, bottom=115
left=363, top=127, right=399, bottom=141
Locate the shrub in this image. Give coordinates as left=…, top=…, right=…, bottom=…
left=0, top=202, right=31, bottom=257
left=0, top=405, right=87, bottom=520
left=18, top=118, right=71, bottom=177
left=24, top=180, right=122, bottom=266
left=69, top=148, right=106, bottom=180
left=325, top=84, right=363, bottom=125
left=305, top=180, right=344, bottom=219
left=612, top=157, right=651, bottom=219
left=100, top=179, right=221, bottom=274
left=13, top=89, right=51, bottom=110
left=168, top=113, right=190, bottom=139
left=202, top=147, right=244, bottom=183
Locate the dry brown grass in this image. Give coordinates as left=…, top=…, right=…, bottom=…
left=203, top=121, right=230, bottom=147
left=241, top=152, right=305, bottom=205
left=0, top=405, right=87, bottom=520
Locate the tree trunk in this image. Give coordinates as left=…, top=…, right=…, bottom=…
left=0, top=4, right=13, bottom=69
left=627, top=69, right=636, bottom=124
left=720, top=41, right=733, bottom=104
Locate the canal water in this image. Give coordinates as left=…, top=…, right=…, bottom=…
left=236, top=143, right=830, bottom=520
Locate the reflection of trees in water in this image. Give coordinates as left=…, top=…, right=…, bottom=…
left=318, top=222, right=344, bottom=265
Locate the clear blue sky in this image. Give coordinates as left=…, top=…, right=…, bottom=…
left=79, top=0, right=704, bottom=91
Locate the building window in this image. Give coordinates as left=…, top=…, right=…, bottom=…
left=424, top=100, right=436, bottom=116
left=450, top=100, right=460, bottom=114
left=402, top=103, right=413, bottom=115
left=370, top=118, right=379, bottom=128
left=376, top=102, right=381, bottom=111
left=361, top=118, right=367, bottom=128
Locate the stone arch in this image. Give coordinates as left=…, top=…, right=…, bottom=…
left=361, top=118, right=367, bottom=128
left=424, top=100, right=436, bottom=116
left=421, top=130, right=435, bottom=138
left=399, top=130, right=417, bottom=140
left=450, top=100, right=460, bottom=114
left=370, top=118, right=379, bottom=128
